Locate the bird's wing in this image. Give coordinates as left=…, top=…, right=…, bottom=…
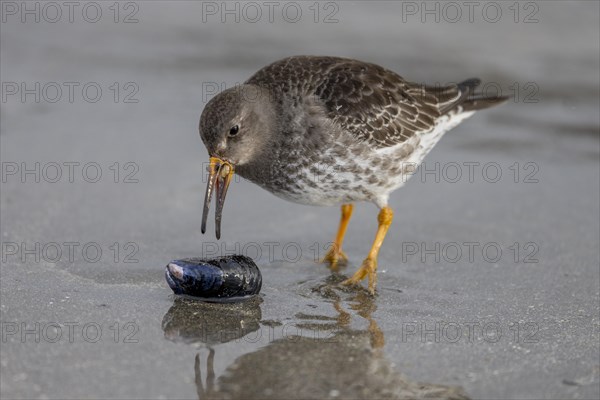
left=246, top=56, right=472, bottom=148
left=312, top=59, right=468, bottom=148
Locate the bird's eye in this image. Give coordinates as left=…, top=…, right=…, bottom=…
left=228, top=125, right=239, bottom=137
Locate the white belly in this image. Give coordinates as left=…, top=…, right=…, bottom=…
left=266, top=110, right=475, bottom=208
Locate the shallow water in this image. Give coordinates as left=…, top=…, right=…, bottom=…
left=1, top=1, right=599, bottom=399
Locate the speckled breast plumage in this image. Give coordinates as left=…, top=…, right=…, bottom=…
left=234, top=56, right=486, bottom=207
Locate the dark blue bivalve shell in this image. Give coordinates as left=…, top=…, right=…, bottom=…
left=165, top=255, right=262, bottom=301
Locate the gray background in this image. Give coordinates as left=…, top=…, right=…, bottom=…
left=1, top=1, right=599, bottom=399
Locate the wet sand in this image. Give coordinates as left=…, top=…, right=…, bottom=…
left=1, top=2, right=599, bottom=399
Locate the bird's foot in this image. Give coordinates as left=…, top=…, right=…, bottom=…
left=342, top=257, right=378, bottom=295
left=320, top=244, right=348, bottom=270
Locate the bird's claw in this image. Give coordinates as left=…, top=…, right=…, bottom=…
left=320, top=244, right=348, bottom=270
left=341, top=257, right=378, bottom=295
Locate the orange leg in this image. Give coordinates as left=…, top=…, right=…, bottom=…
left=342, top=206, right=393, bottom=295
left=321, top=204, right=354, bottom=269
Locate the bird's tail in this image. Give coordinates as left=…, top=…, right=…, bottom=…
left=437, top=78, right=509, bottom=114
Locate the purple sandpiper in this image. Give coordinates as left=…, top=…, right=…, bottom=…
left=199, top=55, right=507, bottom=294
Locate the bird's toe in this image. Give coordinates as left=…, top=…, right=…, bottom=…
left=320, top=245, right=348, bottom=270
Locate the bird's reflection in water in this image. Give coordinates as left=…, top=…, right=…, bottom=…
left=162, top=276, right=469, bottom=400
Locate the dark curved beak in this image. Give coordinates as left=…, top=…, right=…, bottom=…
left=201, top=156, right=234, bottom=240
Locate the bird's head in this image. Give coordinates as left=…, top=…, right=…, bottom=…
left=198, top=84, right=276, bottom=239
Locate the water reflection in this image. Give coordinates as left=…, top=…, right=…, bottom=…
left=162, top=276, right=469, bottom=399
left=161, top=296, right=262, bottom=346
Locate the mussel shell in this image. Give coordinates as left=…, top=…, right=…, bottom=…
left=165, top=255, right=262, bottom=301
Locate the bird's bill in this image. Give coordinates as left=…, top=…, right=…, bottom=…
left=201, top=156, right=234, bottom=240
